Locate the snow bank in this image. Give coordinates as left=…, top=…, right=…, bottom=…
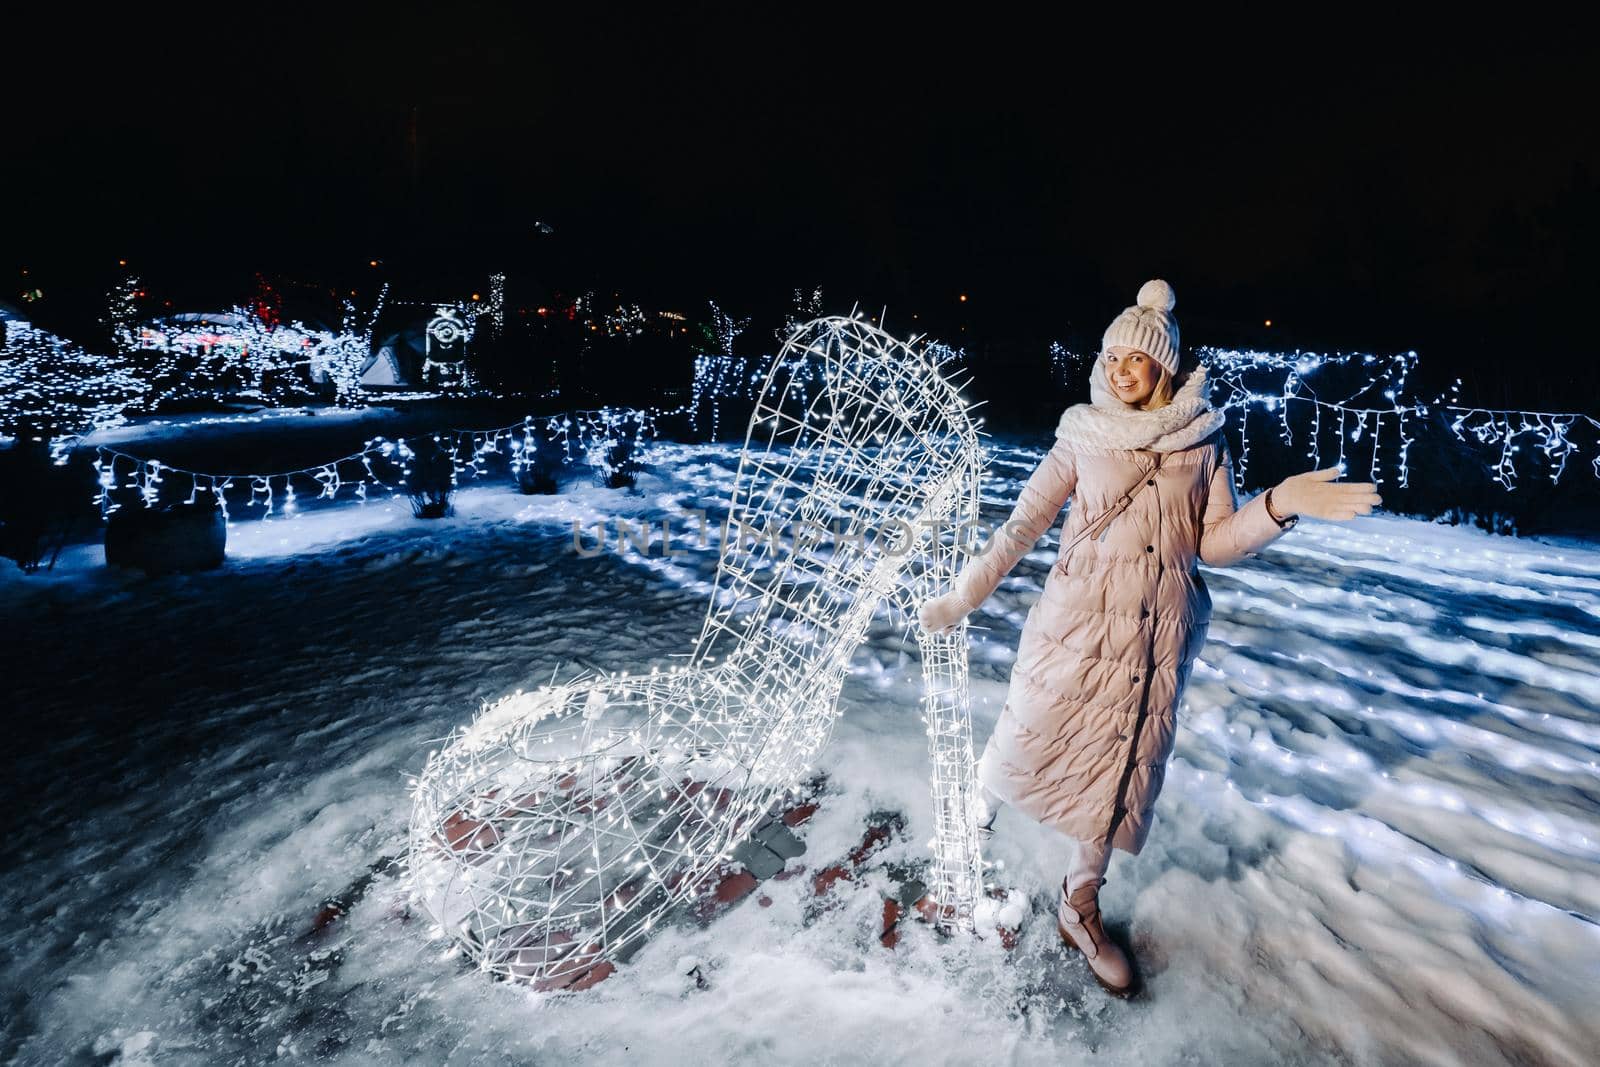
left=2, top=434, right=1595, bottom=1065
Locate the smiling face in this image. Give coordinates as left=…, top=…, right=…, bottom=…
left=1102, top=346, right=1163, bottom=408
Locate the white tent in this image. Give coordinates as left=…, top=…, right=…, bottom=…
left=361, top=347, right=405, bottom=386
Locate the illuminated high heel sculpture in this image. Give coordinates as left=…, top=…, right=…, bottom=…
left=408, top=315, right=988, bottom=987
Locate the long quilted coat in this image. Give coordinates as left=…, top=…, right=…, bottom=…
left=954, top=427, right=1291, bottom=854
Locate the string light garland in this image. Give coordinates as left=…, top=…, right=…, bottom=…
left=1203, top=347, right=1426, bottom=487
left=1440, top=405, right=1599, bottom=489
left=1201, top=346, right=1600, bottom=490
left=408, top=314, right=992, bottom=987
left=91, top=407, right=658, bottom=523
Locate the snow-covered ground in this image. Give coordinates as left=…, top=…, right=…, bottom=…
left=3, top=435, right=1597, bottom=1066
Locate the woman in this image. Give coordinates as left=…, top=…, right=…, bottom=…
left=918, top=279, right=1380, bottom=994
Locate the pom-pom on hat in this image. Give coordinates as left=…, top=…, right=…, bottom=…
left=1101, top=279, right=1180, bottom=376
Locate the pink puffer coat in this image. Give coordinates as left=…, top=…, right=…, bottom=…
left=954, top=428, right=1291, bottom=853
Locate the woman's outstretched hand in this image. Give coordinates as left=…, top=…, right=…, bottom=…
left=1273, top=467, right=1382, bottom=522
left=918, top=592, right=973, bottom=634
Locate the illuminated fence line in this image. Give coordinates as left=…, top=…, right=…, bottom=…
left=1201, top=346, right=1600, bottom=490
left=91, top=407, right=659, bottom=523
left=1440, top=406, right=1600, bottom=489
left=1045, top=344, right=1600, bottom=490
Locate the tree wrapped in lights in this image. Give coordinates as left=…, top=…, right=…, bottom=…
left=101, top=275, right=142, bottom=351
left=408, top=315, right=989, bottom=987
left=603, top=303, right=648, bottom=337
left=308, top=285, right=389, bottom=406
left=703, top=300, right=750, bottom=356
left=486, top=273, right=506, bottom=340
left=775, top=287, right=825, bottom=344
left=0, top=321, right=148, bottom=441
left=130, top=301, right=378, bottom=410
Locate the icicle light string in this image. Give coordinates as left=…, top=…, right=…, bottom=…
left=1441, top=407, right=1599, bottom=489
left=1201, top=346, right=1600, bottom=490
left=1042, top=344, right=1599, bottom=491
left=91, top=407, right=659, bottom=522
left=1204, top=347, right=1428, bottom=487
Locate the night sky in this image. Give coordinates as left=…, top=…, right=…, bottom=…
left=7, top=11, right=1597, bottom=410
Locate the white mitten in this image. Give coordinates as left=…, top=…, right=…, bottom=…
left=918, top=592, right=974, bottom=634
left=1272, top=466, right=1382, bottom=522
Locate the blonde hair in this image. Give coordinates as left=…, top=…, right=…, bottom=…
left=1141, top=364, right=1175, bottom=410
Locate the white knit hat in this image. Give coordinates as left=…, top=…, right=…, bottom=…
left=1101, top=279, right=1180, bottom=376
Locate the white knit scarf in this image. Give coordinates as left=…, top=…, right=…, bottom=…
left=1054, top=358, right=1226, bottom=454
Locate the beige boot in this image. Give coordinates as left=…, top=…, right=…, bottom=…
left=975, top=785, right=1003, bottom=840
left=1057, top=877, right=1135, bottom=995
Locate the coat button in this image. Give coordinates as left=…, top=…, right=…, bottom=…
left=1146, top=545, right=1154, bottom=553
left=1146, top=479, right=1155, bottom=486
left=1132, top=672, right=1141, bottom=682
left=1139, top=607, right=1149, bottom=618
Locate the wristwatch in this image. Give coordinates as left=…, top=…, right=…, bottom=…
left=1264, top=487, right=1299, bottom=529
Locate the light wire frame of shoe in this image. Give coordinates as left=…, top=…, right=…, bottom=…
left=408, top=314, right=988, bottom=988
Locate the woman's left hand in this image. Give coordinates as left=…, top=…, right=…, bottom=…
left=918, top=592, right=973, bottom=634
left=1273, top=467, right=1382, bottom=521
